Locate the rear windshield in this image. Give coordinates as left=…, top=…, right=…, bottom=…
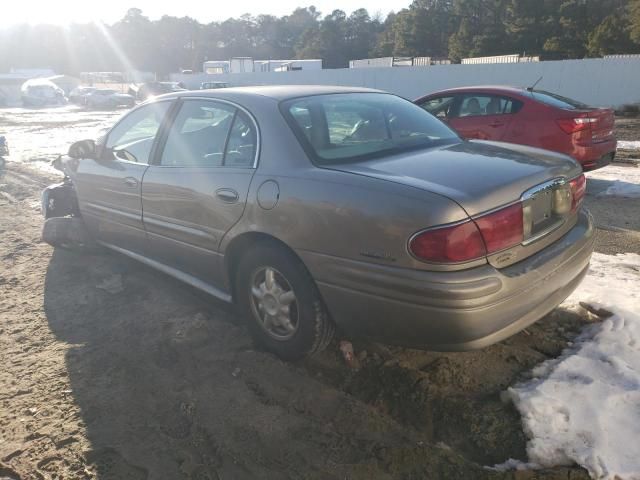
left=282, top=93, right=459, bottom=165
left=529, top=90, right=590, bottom=110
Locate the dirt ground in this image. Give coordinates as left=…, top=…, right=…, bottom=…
left=0, top=114, right=639, bottom=480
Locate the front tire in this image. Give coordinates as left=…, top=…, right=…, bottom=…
left=42, top=216, right=97, bottom=251
left=235, top=244, right=334, bottom=360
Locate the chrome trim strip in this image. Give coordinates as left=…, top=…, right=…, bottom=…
left=521, top=219, right=565, bottom=246
left=85, top=202, right=141, bottom=221
left=521, top=177, right=567, bottom=201
left=101, top=242, right=232, bottom=303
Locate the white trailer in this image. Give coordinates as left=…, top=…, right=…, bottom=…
left=203, top=61, right=230, bottom=75
left=230, top=58, right=254, bottom=74
left=349, top=57, right=394, bottom=68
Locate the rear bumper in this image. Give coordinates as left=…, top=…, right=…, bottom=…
left=572, top=139, right=616, bottom=171
left=581, top=151, right=615, bottom=171
left=299, top=208, right=595, bottom=350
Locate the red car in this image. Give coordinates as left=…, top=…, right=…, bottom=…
left=415, top=86, right=616, bottom=170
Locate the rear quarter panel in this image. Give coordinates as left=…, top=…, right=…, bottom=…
left=504, top=100, right=574, bottom=157
left=225, top=167, right=470, bottom=269
left=217, top=95, right=472, bottom=279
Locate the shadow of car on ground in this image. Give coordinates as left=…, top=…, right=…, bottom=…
left=43, top=247, right=591, bottom=479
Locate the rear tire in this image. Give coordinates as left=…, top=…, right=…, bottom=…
left=235, top=244, right=334, bottom=360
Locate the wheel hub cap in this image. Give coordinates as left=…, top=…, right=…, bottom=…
left=250, top=267, right=298, bottom=340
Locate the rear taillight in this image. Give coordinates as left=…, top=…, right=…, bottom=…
left=474, top=203, right=524, bottom=254
left=409, top=203, right=524, bottom=263
left=556, top=116, right=597, bottom=134
left=569, top=174, right=586, bottom=212
left=409, top=220, right=486, bottom=263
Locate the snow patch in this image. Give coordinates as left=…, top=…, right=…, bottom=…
left=504, top=253, right=640, bottom=479
left=617, top=140, right=640, bottom=150
left=490, top=458, right=541, bottom=472
left=587, top=165, right=640, bottom=199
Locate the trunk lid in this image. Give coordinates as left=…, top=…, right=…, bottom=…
left=586, top=108, right=615, bottom=143
left=555, top=107, right=615, bottom=144
left=328, top=140, right=581, bottom=217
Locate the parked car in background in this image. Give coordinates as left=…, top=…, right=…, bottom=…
left=69, top=86, right=97, bottom=105
left=85, top=89, right=135, bottom=109
left=21, top=78, right=67, bottom=107
left=42, top=86, right=593, bottom=360
left=201, top=81, right=229, bottom=90
left=137, top=81, right=187, bottom=101
left=415, top=86, right=616, bottom=170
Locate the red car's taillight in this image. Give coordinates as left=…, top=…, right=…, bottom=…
left=409, top=203, right=524, bottom=263
left=556, top=116, right=597, bottom=134
left=569, top=174, right=586, bottom=212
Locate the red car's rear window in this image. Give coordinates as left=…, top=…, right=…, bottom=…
left=528, top=90, right=591, bottom=110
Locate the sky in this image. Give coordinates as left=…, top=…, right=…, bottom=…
left=0, top=0, right=405, bottom=26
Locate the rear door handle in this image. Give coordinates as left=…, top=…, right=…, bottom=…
left=489, top=122, right=505, bottom=128
left=124, top=177, right=138, bottom=188
left=215, top=188, right=239, bottom=203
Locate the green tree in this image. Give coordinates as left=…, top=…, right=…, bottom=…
left=448, top=0, right=510, bottom=61
left=112, top=8, right=155, bottom=71
left=630, top=0, right=640, bottom=44
left=587, top=14, right=638, bottom=56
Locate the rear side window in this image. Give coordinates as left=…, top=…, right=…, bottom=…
left=528, top=90, right=589, bottom=110
left=225, top=111, right=257, bottom=167
left=457, top=95, right=522, bottom=117
left=160, top=100, right=257, bottom=168
left=282, top=93, right=459, bottom=165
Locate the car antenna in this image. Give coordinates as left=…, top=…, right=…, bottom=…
left=527, top=76, right=543, bottom=92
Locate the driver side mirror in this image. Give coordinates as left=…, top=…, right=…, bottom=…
left=68, top=139, right=96, bottom=159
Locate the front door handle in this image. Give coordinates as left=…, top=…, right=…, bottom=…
left=489, top=122, right=505, bottom=128
left=124, top=177, right=138, bottom=188
left=215, top=188, right=239, bottom=203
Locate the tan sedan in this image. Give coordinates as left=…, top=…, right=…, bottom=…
left=42, top=86, right=594, bottom=359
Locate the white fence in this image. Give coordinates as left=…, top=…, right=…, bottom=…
left=172, top=57, right=640, bottom=107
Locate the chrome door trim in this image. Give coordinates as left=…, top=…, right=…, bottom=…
left=101, top=242, right=232, bottom=303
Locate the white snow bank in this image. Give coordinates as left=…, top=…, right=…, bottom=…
left=617, top=140, right=640, bottom=150
left=587, top=165, right=640, bottom=198
left=504, top=253, right=640, bottom=479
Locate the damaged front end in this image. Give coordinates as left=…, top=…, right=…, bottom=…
left=41, top=155, right=93, bottom=249
left=42, top=155, right=83, bottom=219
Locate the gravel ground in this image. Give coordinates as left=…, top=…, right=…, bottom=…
left=0, top=110, right=638, bottom=480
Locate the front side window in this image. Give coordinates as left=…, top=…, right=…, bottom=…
left=160, top=100, right=257, bottom=167
left=283, top=93, right=459, bottom=165
left=419, top=96, right=455, bottom=118
left=105, top=101, right=171, bottom=164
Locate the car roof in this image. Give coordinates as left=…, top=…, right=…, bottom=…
left=417, top=85, right=531, bottom=99
left=163, top=85, right=385, bottom=102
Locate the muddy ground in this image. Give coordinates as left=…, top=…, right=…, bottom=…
left=0, top=113, right=639, bottom=480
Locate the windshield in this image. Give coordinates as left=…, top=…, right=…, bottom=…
left=282, top=93, right=459, bottom=164
left=529, top=90, right=590, bottom=110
